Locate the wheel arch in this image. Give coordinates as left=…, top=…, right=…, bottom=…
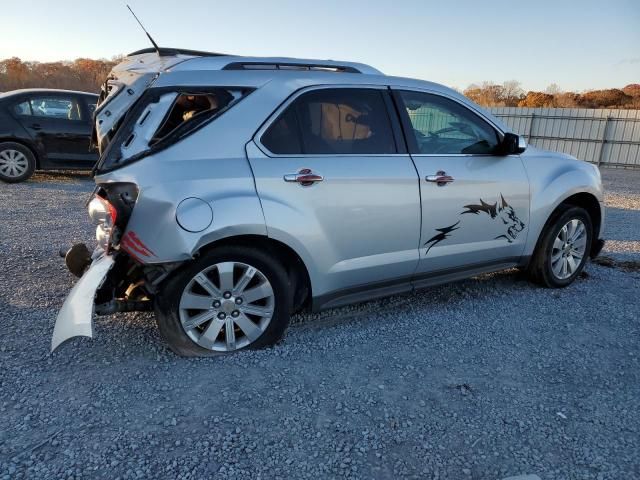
left=195, top=234, right=312, bottom=313
left=531, top=191, right=602, bottom=261
left=560, top=192, right=602, bottom=246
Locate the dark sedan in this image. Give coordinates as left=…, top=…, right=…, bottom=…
left=0, top=89, right=98, bottom=183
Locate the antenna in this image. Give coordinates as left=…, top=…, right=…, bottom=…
left=126, top=4, right=161, bottom=55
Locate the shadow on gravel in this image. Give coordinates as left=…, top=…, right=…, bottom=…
left=31, top=171, right=92, bottom=182
left=593, top=255, right=640, bottom=272
left=17, top=172, right=94, bottom=191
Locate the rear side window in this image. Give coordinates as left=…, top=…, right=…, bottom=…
left=96, top=87, right=249, bottom=174
left=13, top=101, right=31, bottom=116
left=151, top=92, right=234, bottom=145
left=14, top=96, right=84, bottom=121
left=86, top=101, right=97, bottom=117
left=262, top=88, right=397, bottom=155
left=261, top=107, right=302, bottom=154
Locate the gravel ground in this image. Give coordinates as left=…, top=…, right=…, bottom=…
left=0, top=168, right=638, bottom=480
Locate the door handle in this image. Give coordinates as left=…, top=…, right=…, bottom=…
left=283, top=168, right=324, bottom=186
left=29, top=123, right=42, bottom=131
left=425, top=170, right=454, bottom=186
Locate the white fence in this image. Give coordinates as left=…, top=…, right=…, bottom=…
left=488, top=107, right=640, bottom=168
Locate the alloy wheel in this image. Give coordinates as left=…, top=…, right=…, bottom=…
left=178, top=261, right=275, bottom=352
left=0, top=149, right=29, bottom=178
left=550, top=218, right=587, bottom=280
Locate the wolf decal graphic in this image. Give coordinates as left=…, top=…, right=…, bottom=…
left=423, top=194, right=526, bottom=254
left=462, top=194, right=525, bottom=243
left=424, top=221, right=460, bottom=255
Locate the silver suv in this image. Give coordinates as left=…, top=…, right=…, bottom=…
left=52, top=48, right=605, bottom=356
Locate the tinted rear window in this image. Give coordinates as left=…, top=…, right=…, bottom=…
left=262, top=88, right=397, bottom=155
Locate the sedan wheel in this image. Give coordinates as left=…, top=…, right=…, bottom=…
left=0, top=143, right=36, bottom=183
left=0, top=149, right=28, bottom=178
left=179, top=262, right=275, bottom=352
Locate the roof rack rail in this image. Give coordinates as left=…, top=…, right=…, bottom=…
left=222, top=62, right=362, bottom=74
left=128, top=47, right=228, bottom=57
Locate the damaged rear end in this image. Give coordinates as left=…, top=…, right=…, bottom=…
left=52, top=180, right=156, bottom=350
left=53, top=48, right=251, bottom=351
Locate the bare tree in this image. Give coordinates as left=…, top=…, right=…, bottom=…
left=545, top=83, right=562, bottom=95
left=502, top=80, right=524, bottom=106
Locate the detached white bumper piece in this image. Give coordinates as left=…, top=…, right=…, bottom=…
left=51, top=255, right=115, bottom=352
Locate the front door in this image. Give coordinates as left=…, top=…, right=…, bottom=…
left=392, top=89, right=530, bottom=276
left=247, top=86, right=421, bottom=304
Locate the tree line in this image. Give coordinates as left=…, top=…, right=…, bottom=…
left=1, top=57, right=639, bottom=109
left=0, top=57, right=121, bottom=94
left=463, top=80, right=640, bottom=109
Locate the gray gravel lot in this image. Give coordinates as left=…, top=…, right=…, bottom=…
left=1, top=168, right=639, bottom=480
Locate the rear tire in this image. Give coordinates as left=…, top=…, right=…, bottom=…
left=528, top=206, right=592, bottom=288
left=155, top=246, right=291, bottom=357
left=0, top=142, right=36, bottom=183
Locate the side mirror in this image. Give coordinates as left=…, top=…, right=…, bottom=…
left=498, top=132, right=526, bottom=155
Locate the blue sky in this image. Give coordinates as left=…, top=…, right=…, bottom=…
left=1, top=0, right=638, bottom=91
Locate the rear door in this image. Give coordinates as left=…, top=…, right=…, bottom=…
left=392, top=89, right=530, bottom=278
left=247, top=86, right=421, bottom=305
left=12, top=93, right=95, bottom=167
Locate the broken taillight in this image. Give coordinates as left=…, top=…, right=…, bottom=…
left=88, top=196, right=117, bottom=251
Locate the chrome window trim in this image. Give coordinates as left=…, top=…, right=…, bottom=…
left=410, top=153, right=521, bottom=158
left=253, top=84, right=406, bottom=158
left=411, top=153, right=498, bottom=158
left=254, top=152, right=410, bottom=158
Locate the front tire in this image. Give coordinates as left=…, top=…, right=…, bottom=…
left=0, top=142, right=36, bottom=183
left=528, top=206, right=592, bottom=288
left=155, top=246, right=292, bottom=357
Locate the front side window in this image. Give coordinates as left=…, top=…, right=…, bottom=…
left=262, top=88, right=397, bottom=155
left=17, top=96, right=84, bottom=121
left=398, top=91, right=499, bottom=155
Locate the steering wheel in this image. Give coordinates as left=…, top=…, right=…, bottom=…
left=434, top=122, right=476, bottom=138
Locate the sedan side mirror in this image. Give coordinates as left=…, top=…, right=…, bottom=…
left=497, top=132, right=526, bottom=155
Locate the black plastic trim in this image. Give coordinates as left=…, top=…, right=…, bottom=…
left=382, top=89, right=408, bottom=154
left=313, top=257, right=522, bottom=311
left=391, top=90, right=420, bottom=154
